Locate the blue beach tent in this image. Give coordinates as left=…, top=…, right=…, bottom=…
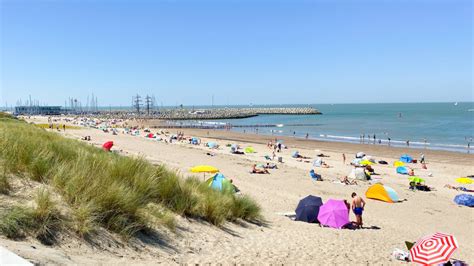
left=397, top=166, right=409, bottom=175
left=205, top=173, right=235, bottom=193
left=400, top=154, right=413, bottom=163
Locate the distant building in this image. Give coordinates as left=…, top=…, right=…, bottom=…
left=14, top=106, right=62, bottom=115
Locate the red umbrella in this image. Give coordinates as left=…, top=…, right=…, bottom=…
left=102, top=141, right=114, bottom=151
left=410, top=232, right=458, bottom=265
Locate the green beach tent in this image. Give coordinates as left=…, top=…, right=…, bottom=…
left=245, top=147, right=256, bottom=153
left=205, top=173, right=235, bottom=193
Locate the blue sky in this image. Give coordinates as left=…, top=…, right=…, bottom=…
left=1, top=0, right=472, bottom=106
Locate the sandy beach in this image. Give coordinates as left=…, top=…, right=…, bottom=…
left=2, top=116, right=473, bottom=265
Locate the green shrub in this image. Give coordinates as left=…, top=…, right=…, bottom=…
left=0, top=116, right=262, bottom=241
left=0, top=206, right=34, bottom=239
left=231, top=195, right=262, bottom=222
left=32, top=189, right=63, bottom=244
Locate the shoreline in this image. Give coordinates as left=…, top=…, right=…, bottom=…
left=139, top=118, right=473, bottom=154
left=137, top=125, right=474, bottom=166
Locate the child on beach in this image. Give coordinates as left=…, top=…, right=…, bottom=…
left=351, top=192, right=366, bottom=228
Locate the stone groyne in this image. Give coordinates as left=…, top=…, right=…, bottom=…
left=148, top=107, right=321, bottom=120
left=59, top=107, right=322, bottom=120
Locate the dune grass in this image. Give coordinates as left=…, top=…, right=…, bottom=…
left=0, top=188, right=63, bottom=244
left=0, top=113, right=261, bottom=242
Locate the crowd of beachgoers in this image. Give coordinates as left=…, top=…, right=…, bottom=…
left=11, top=115, right=473, bottom=264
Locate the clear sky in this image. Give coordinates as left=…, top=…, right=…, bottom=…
left=1, top=0, right=472, bottom=107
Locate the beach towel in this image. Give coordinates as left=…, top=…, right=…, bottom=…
left=313, top=158, right=323, bottom=167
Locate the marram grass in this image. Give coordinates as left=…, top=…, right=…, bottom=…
left=0, top=113, right=261, bottom=241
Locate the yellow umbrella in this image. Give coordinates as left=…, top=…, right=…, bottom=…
left=455, top=177, right=473, bottom=184
left=394, top=161, right=405, bottom=167
left=190, top=165, right=219, bottom=173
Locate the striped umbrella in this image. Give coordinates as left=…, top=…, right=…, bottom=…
left=410, top=232, right=458, bottom=265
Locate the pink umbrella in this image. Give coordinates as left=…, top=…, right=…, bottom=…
left=317, top=199, right=350, bottom=229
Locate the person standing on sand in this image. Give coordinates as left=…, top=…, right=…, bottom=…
left=63, top=124, right=66, bottom=131
left=305, top=133, right=309, bottom=139
left=342, top=153, right=346, bottom=165
left=351, top=192, right=366, bottom=228
left=420, top=153, right=425, bottom=164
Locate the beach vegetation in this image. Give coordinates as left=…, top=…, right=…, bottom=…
left=0, top=113, right=261, bottom=242
left=0, top=189, right=62, bottom=244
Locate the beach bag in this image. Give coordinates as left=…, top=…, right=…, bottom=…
left=392, top=248, right=410, bottom=262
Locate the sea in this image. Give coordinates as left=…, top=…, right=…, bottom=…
left=191, top=102, right=474, bottom=153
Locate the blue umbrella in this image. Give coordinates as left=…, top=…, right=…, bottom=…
left=454, top=194, right=474, bottom=207
left=295, top=195, right=323, bottom=223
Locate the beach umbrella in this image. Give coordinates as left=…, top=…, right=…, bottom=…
left=102, top=141, right=113, bottom=151
left=454, top=194, right=474, bottom=207
left=295, top=195, right=323, bottom=223
left=317, top=199, right=350, bottom=229
left=393, top=161, right=405, bottom=167
left=455, top=177, right=473, bottom=184
left=409, top=176, right=425, bottom=183
left=190, top=165, right=219, bottom=174
left=410, top=232, right=458, bottom=265
left=190, top=165, right=219, bottom=180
